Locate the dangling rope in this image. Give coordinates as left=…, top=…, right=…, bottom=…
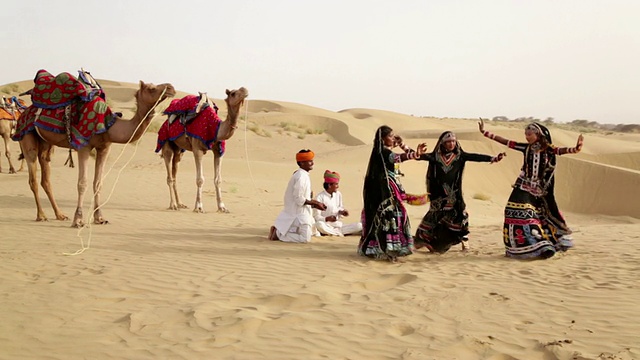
left=242, top=100, right=279, bottom=217
left=64, top=88, right=168, bottom=256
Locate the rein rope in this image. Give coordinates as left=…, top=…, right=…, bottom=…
left=242, top=100, right=279, bottom=217
left=65, top=87, right=168, bottom=256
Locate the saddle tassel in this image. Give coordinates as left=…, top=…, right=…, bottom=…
left=64, top=149, right=75, bottom=168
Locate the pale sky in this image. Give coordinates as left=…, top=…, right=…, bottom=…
left=2, top=0, right=639, bottom=124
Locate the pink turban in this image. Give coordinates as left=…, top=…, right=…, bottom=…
left=324, top=170, right=340, bottom=183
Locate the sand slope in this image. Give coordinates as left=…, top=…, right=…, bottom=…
left=0, top=80, right=639, bottom=360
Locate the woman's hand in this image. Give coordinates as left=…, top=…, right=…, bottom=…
left=478, top=118, right=485, bottom=133
left=576, top=134, right=584, bottom=152
left=416, top=143, right=428, bottom=156
left=338, top=209, right=349, bottom=217
left=393, top=135, right=404, bottom=147
left=491, top=152, right=507, bottom=163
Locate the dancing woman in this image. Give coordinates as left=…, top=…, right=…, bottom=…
left=479, top=119, right=584, bottom=259
left=359, top=125, right=426, bottom=262
left=414, top=131, right=505, bottom=253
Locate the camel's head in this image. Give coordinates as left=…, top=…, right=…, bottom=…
left=225, top=87, right=249, bottom=110
left=136, top=81, right=176, bottom=106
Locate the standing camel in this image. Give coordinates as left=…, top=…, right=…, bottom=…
left=0, top=97, right=26, bottom=173
left=157, top=87, right=248, bottom=213
left=14, top=71, right=175, bottom=226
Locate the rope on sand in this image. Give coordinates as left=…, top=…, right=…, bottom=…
left=64, top=88, right=167, bottom=256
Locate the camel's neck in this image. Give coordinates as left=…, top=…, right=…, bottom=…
left=107, top=101, right=156, bottom=144
left=217, top=105, right=241, bottom=141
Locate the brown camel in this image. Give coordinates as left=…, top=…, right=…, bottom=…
left=160, top=87, right=248, bottom=213
left=19, top=80, right=175, bottom=226
left=0, top=97, right=25, bottom=173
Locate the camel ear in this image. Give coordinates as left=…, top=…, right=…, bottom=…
left=225, top=89, right=231, bottom=96
left=139, top=80, right=146, bottom=88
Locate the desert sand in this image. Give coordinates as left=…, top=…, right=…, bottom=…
left=1, top=79, right=639, bottom=360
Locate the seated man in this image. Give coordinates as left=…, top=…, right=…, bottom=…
left=313, top=170, right=363, bottom=237
left=269, top=149, right=327, bottom=243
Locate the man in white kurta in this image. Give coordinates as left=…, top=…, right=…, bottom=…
left=269, top=150, right=326, bottom=243
left=313, top=170, right=363, bottom=237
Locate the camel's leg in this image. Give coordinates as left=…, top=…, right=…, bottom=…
left=37, top=140, right=68, bottom=221
left=162, top=143, right=187, bottom=210
left=0, top=135, right=4, bottom=173
left=213, top=148, right=228, bottom=213
left=17, top=142, right=25, bottom=172
left=193, top=149, right=206, bottom=213
left=21, top=136, right=47, bottom=221
left=71, top=147, right=91, bottom=228
left=172, top=149, right=187, bottom=209
left=2, top=134, right=16, bottom=173
left=91, top=146, right=111, bottom=224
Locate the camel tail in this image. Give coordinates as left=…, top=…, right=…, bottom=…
left=64, top=149, right=75, bottom=168
left=18, top=152, right=24, bottom=161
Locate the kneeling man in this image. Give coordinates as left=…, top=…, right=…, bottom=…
left=314, top=170, right=362, bottom=237
left=269, top=149, right=326, bottom=243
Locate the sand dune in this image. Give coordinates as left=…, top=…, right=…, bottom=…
left=0, top=79, right=639, bottom=360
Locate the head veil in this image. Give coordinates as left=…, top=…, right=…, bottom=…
left=526, top=123, right=561, bottom=208
left=362, top=125, right=394, bottom=236
left=425, top=131, right=465, bottom=197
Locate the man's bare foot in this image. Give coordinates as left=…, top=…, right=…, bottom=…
left=268, top=226, right=279, bottom=241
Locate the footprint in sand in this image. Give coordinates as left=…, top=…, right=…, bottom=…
left=489, top=292, right=510, bottom=301
left=387, top=323, right=416, bottom=337
left=356, top=273, right=418, bottom=292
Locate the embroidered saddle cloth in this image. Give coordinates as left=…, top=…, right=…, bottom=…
left=155, top=93, right=226, bottom=155
left=12, top=69, right=118, bottom=149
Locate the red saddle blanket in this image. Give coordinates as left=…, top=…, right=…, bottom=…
left=155, top=95, right=226, bottom=155
left=11, top=69, right=116, bottom=149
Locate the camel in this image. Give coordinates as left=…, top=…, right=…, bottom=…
left=0, top=97, right=25, bottom=173
left=18, top=79, right=175, bottom=226
left=159, top=87, right=248, bottom=213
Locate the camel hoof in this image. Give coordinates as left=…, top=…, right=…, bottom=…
left=71, top=222, right=85, bottom=228
left=94, top=219, right=109, bottom=225
left=178, top=204, right=188, bottom=209
left=193, top=208, right=205, bottom=213
left=168, top=205, right=179, bottom=210
left=56, top=215, right=69, bottom=221
left=9, top=169, right=16, bottom=174
left=36, top=217, right=49, bottom=222
left=217, top=208, right=230, bottom=213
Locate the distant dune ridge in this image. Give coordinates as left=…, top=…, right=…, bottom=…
left=1, top=77, right=639, bottom=360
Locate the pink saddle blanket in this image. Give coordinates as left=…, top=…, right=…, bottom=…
left=155, top=95, right=225, bottom=155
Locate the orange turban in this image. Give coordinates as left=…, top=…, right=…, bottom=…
left=324, top=170, right=340, bottom=183
left=296, top=150, right=314, bottom=162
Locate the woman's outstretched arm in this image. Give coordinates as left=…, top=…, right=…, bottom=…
left=554, top=134, right=584, bottom=155
left=478, top=118, right=510, bottom=146
left=396, top=140, right=428, bottom=161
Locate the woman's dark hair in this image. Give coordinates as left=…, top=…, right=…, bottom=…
left=361, top=126, right=394, bottom=238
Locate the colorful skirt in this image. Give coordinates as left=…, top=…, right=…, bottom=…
left=414, top=197, right=468, bottom=253
left=503, top=187, right=573, bottom=259
left=358, top=196, right=414, bottom=261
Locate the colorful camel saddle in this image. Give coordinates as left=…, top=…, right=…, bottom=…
left=12, top=69, right=118, bottom=149
left=0, top=97, right=26, bottom=120
left=155, top=93, right=226, bottom=155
